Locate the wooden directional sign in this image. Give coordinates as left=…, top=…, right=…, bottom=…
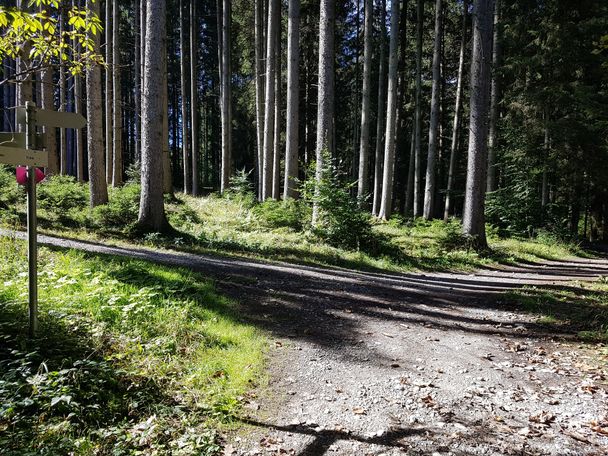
left=0, top=132, right=46, bottom=150
left=0, top=146, right=48, bottom=167
left=16, top=107, right=86, bottom=129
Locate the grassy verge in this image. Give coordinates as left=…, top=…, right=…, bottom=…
left=505, top=279, right=608, bottom=343
left=0, top=233, right=266, bottom=455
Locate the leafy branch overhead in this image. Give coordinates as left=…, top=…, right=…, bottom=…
left=0, top=0, right=104, bottom=79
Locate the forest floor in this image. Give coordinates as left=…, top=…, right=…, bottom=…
left=7, top=230, right=608, bottom=456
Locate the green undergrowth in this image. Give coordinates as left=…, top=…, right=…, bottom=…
left=0, top=167, right=591, bottom=274
left=505, top=280, right=608, bottom=343
left=0, top=233, right=266, bottom=455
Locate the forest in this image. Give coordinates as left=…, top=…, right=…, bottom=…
left=1, top=0, right=608, bottom=455
left=1, top=0, right=607, bottom=245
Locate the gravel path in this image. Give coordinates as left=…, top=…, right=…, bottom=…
left=7, top=231, right=608, bottom=456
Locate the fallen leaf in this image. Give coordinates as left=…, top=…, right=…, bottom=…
left=352, top=407, right=366, bottom=415
left=421, top=394, right=437, bottom=408
left=590, top=425, right=608, bottom=436
left=529, top=412, right=556, bottom=425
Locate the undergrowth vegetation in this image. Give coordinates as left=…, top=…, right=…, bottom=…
left=0, top=233, right=265, bottom=455
left=505, top=280, right=608, bottom=343
left=0, top=165, right=589, bottom=274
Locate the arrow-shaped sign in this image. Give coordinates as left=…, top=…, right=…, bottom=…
left=0, top=132, right=46, bottom=149
left=0, top=146, right=48, bottom=167
left=16, top=107, right=86, bottom=129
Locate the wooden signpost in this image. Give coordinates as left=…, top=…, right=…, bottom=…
left=0, top=102, right=86, bottom=337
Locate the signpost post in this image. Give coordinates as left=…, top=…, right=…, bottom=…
left=0, top=102, right=86, bottom=337
left=25, top=102, right=38, bottom=337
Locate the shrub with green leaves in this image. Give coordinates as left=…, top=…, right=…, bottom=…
left=91, top=183, right=141, bottom=230
left=225, top=168, right=255, bottom=207
left=302, top=156, right=375, bottom=250
left=0, top=166, right=23, bottom=223
left=37, top=175, right=88, bottom=225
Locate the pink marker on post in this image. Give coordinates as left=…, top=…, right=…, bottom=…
left=16, top=167, right=45, bottom=186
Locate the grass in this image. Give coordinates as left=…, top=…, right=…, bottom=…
left=0, top=232, right=266, bottom=455
left=0, top=166, right=590, bottom=274
left=505, top=280, right=608, bottom=343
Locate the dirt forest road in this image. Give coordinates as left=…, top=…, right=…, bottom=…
left=9, top=231, right=608, bottom=456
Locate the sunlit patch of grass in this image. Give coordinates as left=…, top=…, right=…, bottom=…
left=0, top=233, right=266, bottom=455
left=505, top=282, right=608, bottom=343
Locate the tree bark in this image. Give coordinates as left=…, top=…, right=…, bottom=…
left=86, top=0, right=109, bottom=207
left=59, top=5, right=68, bottom=175
left=262, top=0, right=279, bottom=200
left=134, top=0, right=141, bottom=164
left=378, top=0, right=400, bottom=220
left=272, top=22, right=282, bottom=200
left=357, top=0, right=373, bottom=203
left=372, top=0, right=387, bottom=216
left=444, top=0, right=468, bottom=221
left=191, top=0, right=199, bottom=195
left=486, top=0, right=501, bottom=192
left=162, top=34, right=172, bottom=194
left=255, top=0, right=265, bottom=198
left=220, top=0, right=232, bottom=193
left=138, top=0, right=170, bottom=232
left=284, top=0, right=300, bottom=199
left=312, top=0, right=335, bottom=225
left=423, top=0, right=443, bottom=220
left=73, top=0, right=84, bottom=182
left=180, top=0, right=191, bottom=194
left=413, top=0, right=423, bottom=217
left=112, top=0, right=122, bottom=186
left=405, top=121, right=416, bottom=213
left=462, top=0, right=495, bottom=249
left=541, top=111, right=550, bottom=208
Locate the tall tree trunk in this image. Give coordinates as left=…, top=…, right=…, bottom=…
left=138, top=0, right=170, bottom=232
left=255, top=0, right=265, bottom=198
left=396, top=0, right=409, bottom=215
left=541, top=111, right=550, bottom=208
left=357, top=0, right=373, bottom=203
left=105, top=0, right=113, bottom=184
left=191, top=0, right=199, bottom=195
left=40, top=67, right=58, bottom=175
left=162, top=36, right=172, bottom=194
left=15, top=1, right=33, bottom=112
left=423, top=0, right=443, bottom=220
left=73, top=0, right=84, bottom=182
left=372, top=0, right=387, bottom=216
left=486, top=0, right=501, bottom=192
left=284, top=0, right=300, bottom=199
left=378, top=0, right=400, bottom=220
left=272, top=24, right=282, bottom=200
left=59, top=5, right=68, bottom=175
left=74, top=71, right=84, bottom=182
left=220, top=0, right=232, bottom=192
left=112, top=0, right=122, bottom=186
left=86, top=0, right=109, bottom=207
left=312, top=0, right=335, bottom=225
left=180, top=0, right=191, bottom=194
left=262, top=0, right=279, bottom=200
left=405, top=121, right=416, bottom=213
left=134, top=0, right=141, bottom=163
left=444, top=0, right=468, bottom=221
left=462, top=0, right=495, bottom=249
left=413, top=0, right=423, bottom=217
